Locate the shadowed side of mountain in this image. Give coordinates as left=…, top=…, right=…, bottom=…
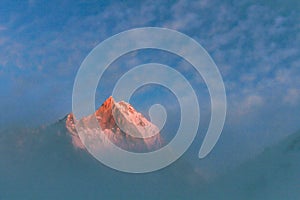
left=203, top=130, right=300, bottom=200
left=0, top=114, right=206, bottom=200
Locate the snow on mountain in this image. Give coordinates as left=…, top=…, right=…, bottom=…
left=66, top=96, right=163, bottom=152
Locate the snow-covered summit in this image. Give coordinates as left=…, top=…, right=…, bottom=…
left=66, top=96, right=163, bottom=152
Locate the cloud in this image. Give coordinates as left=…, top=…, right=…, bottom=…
left=239, top=94, right=264, bottom=115
left=0, top=0, right=299, bottom=145
left=284, top=88, right=300, bottom=105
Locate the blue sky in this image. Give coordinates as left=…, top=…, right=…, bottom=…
left=0, top=0, right=299, bottom=167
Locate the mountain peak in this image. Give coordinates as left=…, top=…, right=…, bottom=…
left=104, top=96, right=114, bottom=105
left=66, top=96, right=163, bottom=152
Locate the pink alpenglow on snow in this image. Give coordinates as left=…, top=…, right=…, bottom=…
left=66, top=96, right=163, bottom=152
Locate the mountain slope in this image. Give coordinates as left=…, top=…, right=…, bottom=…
left=204, top=130, right=300, bottom=200
left=66, top=96, right=163, bottom=152
left=0, top=98, right=204, bottom=200
left=1, top=96, right=299, bottom=199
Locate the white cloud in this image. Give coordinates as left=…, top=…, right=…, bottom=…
left=284, top=88, right=300, bottom=105
left=236, top=95, right=264, bottom=115
left=0, top=0, right=299, bottom=134
left=240, top=73, right=257, bottom=82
